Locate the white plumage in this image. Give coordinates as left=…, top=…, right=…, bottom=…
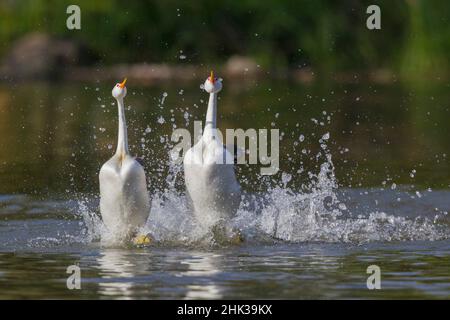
left=183, top=72, right=241, bottom=228
left=99, top=79, right=150, bottom=241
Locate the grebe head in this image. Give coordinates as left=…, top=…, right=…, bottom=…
left=112, top=78, right=127, bottom=99
left=204, top=71, right=222, bottom=93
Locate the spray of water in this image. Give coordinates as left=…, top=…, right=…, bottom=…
left=72, top=92, right=449, bottom=247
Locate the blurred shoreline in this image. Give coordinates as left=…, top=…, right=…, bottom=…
left=3, top=63, right=448, bottom=86
left=1, top=33, right=448, bottom=86
left=58, top=64, right=406, bottom=85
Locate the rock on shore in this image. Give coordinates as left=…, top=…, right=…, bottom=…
left=0, top=32, right=96, bottom=80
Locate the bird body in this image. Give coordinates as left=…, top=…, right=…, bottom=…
left=99, top=154, right=150, bottom=238
left=184, top=138, right=241, bottom=226
left=184, top=73, right=241, bottom=228
left=99, top=79, right=150, bottom=241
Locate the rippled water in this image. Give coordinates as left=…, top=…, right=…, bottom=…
left=0, top=81, right=449, bottom=299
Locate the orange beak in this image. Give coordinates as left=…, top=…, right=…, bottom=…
left=118, top=78, right=127, bottom=88
left=209, top=71, right=215, bottom=84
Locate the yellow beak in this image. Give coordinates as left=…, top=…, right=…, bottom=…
left=209, top=71, right=215, bottom=84
left=119, top=78, right=127, bottom=88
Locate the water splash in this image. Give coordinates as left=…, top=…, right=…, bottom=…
left=74, top=148, right=449, bottom=247
left=71, top=98, right=450, bottom=247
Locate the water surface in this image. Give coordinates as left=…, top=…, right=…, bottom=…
left=0, top=80, right=449, bottom=299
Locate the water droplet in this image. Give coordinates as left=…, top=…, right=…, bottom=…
left=157, top=116, right=165, bottom=124
left=160, top=92, right=168, bottom=105
left=281, top=172, right=292, bottom=185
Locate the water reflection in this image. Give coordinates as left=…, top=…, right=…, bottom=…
left=95, top=249, right=148, bottom=299
left=0, top=241, right=448, bottom=299
left=93, top=248, right=225, bottom=299
left=180, top=252, right=223, bottom=299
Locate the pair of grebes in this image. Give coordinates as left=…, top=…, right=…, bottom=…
left=99, top=73, right=241, bottom=244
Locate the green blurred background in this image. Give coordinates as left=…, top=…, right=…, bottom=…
left=0, top=0, right=448, bottom=80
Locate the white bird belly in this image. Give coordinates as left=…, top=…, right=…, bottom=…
left=99, top=156, right=150, bottom=238
left=184, top=141, right=241, bottom=226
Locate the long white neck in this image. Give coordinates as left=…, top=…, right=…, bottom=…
left=115, top=97, right=129, bottom=156
left=203, top=92, right=217, bottom=140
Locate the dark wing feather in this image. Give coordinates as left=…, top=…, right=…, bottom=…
left=135, top=157, right=145, bottom=166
